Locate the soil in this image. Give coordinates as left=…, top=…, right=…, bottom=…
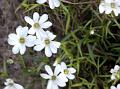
left=0, top=1, right=49, bottom=89
left=0, top=0, right=24, bottom=61
left=0, top=0, right=26, bottom=88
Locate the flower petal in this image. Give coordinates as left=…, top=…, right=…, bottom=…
left=54, top=64, right=61, bottom=75
left=105, top=7, right=112, bottom=14
left=58, top=73, right=68, bottom=82
left=50, top=43, right=57, bottom=53
left=61, top=62, right=67, bottom=70
left=14, top=84, right=24, bottom=89
left=16, top=26, right=22, bottom=35
left=49, top=0, right=55, bottom=9
left=28, top=27, right=36, bottom=35
left=16, top=26, right=28, bottom=37
left=99, top=3, right=105, bottom=13
left=19, top=45, right=26, bottom=55
left=35, top=28, right=46, bottom=39
left=24, top=16, right=34, bottom=26
left=53, top=0, right=60, bottom=7
left=39, top=14, right=48, bottom=24
left=46, top=31, right=56, bottom=40
left=110, top=86, right=116, bottom=89
left=22, top=27, right=29, bottom=37
left=8, top=33, right=17, bottom=40
left=34, top=39, right=43, bottom=45
left=114, top=65, right=120, bottom=72
left=105, top=0, right=112, bottom=3
left=68, top=68, right=76, bottom=74
left=40, top=73, right=51, bottom=79
left=47, top=80, right=52, bottom=89
left=45, top=65, right=53, bottom=75
left=113, top=9, right=119, bottom=16
left=26, top=35, right=36, bottom=47
left=33, top=12, right=40, bottom=22
left=110, top=69, right=114, bottom=73
left=117, top=84, right=120, bottom=89
left=36, top=0, right=47, bottom=4
left=56, top=78, right=66, bottom=87
left=41, top=21, right=52, bottom=29
left=51, top=41, right=61, bottom=48
left=12, top=45, right=20, bottom=54
left=51, top=83, right=59, bottom=89
left=8, top=34, right=18, bottom=45
left=4, top=86, right=11, bottom=89
left=111, top=74, right=116, bottom=80
left=67, top=74, right=75, bottom=80
left=34, top=45, right=45, bottom=51
left=45, top=46, right=52, bottom=57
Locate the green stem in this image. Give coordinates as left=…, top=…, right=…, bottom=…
left=19, top=55, right=26, bottom=69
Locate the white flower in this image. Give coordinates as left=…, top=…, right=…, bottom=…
left=40, top=65, right=66, bottom=89
left=110, top=65, right=120, bottom=80
left=99, top=0, right=120, bottom=16
left=36, top=0, right=61, bottom=9
left=59, top=62, right=76, bottom=82
left=24, top=12, right=52, bottom=38
left=90, top=30, right=94, bottom=35
left=7, top=59, right=14, bottom=64
left=8, top=26, right=36, bottom=55
left=34, top=31, right=61, bottom=57
left=110, top=84, right=120, bottom=89
left=4, top=78, right=24, bottom=89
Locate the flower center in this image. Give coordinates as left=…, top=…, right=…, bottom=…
left=7, top=80, right=14, bottom=86
left=34, top=23, right=40, bottom=28
left=45, top=39, right=50, bottom=45
left=115, top=70, right=120, bottom=79
left=64, top=69, right=69, bottom=74
left=111, top=3, right=116, bottom=8
left=19, top=37, right=25, bottom=44
left=51, top=75, right=56, bottom=80
left=9, top=82, right=14, bottom=86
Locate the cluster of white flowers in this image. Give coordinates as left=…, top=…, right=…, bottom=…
left=40, top=62, right=76, bottom=89
left=110, top=65, right=120, bottom=80
left=7, top=1, right=74, bottom=89
left=7, top=0, right=120, bottom=89
left=111, top=84, right=120, bottom=89
left=8, top=12, right=61, bottom=57
left=4, top=79, right=24, bottom=89
left=110, top=65, right=120, bottom=89
left=36, top=0, right=61, bottom=9
left=99, top=0, right=120, bottom=16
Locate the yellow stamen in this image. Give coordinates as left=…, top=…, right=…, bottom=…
left=51, top=75, right=56, bottom=80
left=64, top=69, right=69, bottom=74
left=34, top=23, right=40, bottom=28
left=19, top=37, right=25, bottom=44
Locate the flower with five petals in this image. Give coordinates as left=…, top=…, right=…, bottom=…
left=59, top=62, right=76, bottom=82
left=8, top=26, right=36, bottom=55
left=40, top=65, right=66, bottom=89
left=110, top=65, right=120, bottom=80
left=24, top=12, right=52, bottom=38
left=34, top=31, right=61, bottom=57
